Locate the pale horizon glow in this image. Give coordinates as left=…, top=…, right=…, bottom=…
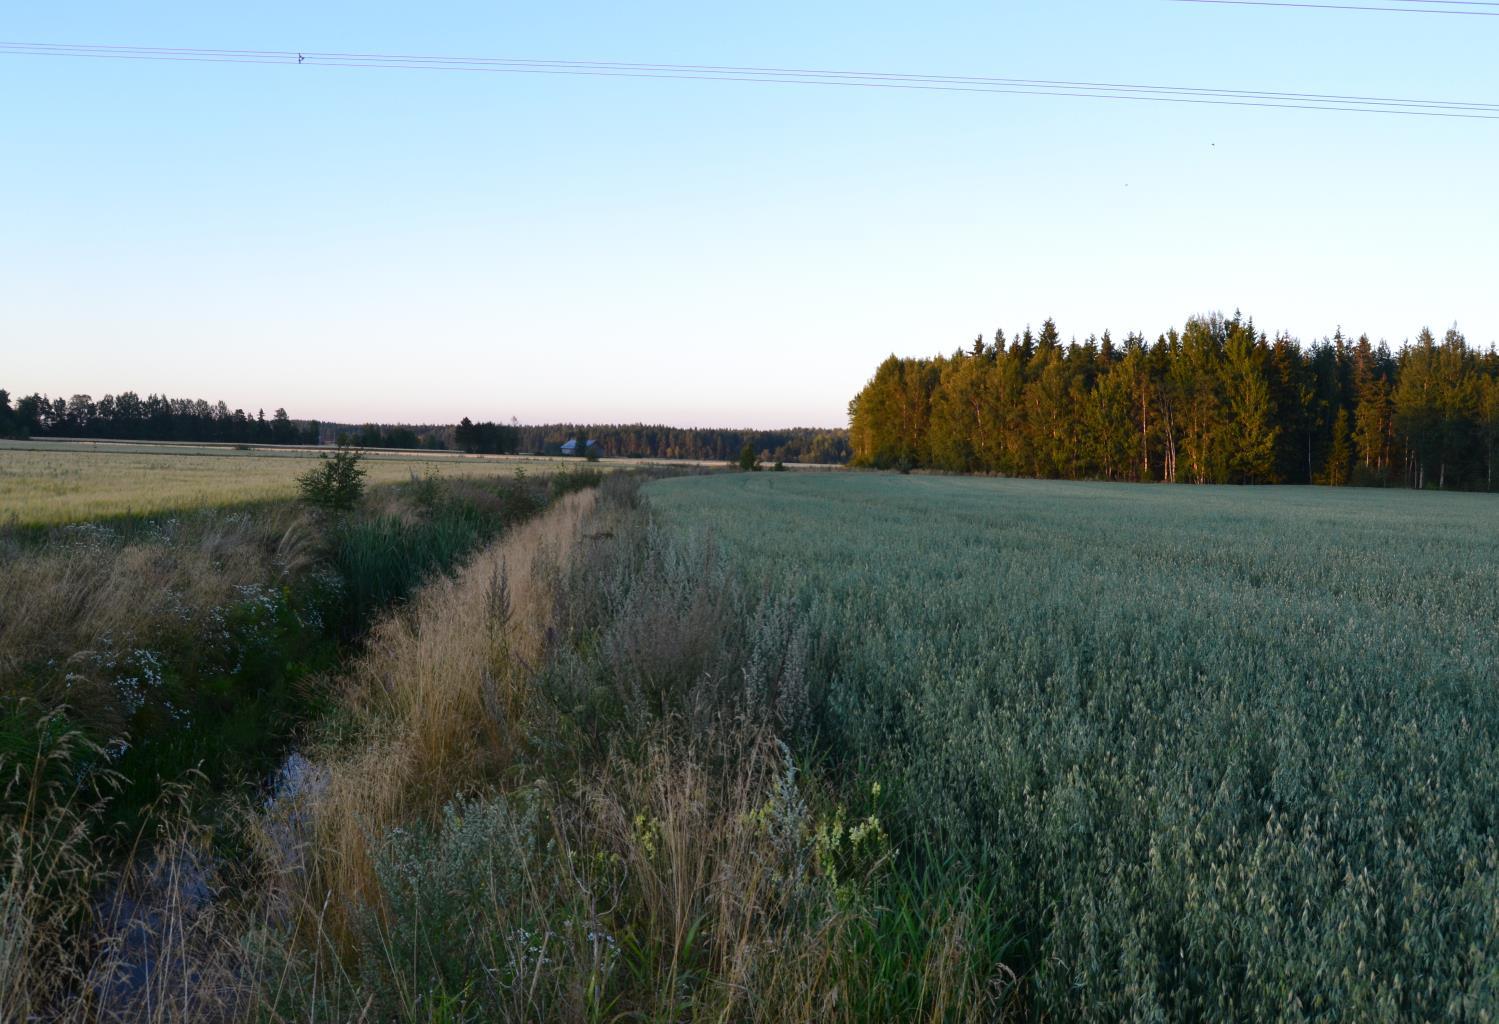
left=4, top=2, right=1497, bottom=429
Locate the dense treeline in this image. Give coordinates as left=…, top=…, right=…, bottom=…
left=0, top=391, right=853, bottom=465
left=850, top=313, right=1499, bottom=489
left=326, top=422, right=447, bottom=450
left=452, top=417, right=521, bottom=454
left=512, top=423, right=851, bottom=463
left=1, top=388, right=320, bottom=446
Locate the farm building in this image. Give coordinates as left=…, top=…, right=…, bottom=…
left=560, top=438, right=600, bottom=457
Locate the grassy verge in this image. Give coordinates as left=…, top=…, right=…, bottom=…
left=0, top=469, right=603, bottom=830
left=4, top=468, right=1021, bottom=1021
left=243, top=470, right=1016, bottom=1022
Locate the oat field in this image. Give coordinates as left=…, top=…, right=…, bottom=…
left=648, top=472, right=1499, bottom=1020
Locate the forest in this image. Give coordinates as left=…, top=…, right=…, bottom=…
left=478, top=422, right=851, bottom=464
left=1, top=389, right=320, bottom=446
left=849, top=313, right=1499, bottom=489
left=0, top=390, right=851, bottom=465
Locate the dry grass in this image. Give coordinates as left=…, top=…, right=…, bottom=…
left=0, top=732, right=270, bottom=1024
left=270, top=488, right=599, bottom=948
left=0, top=507, right=313, bottom=722
left=571, top=733, right=857, bottom=1022
left=0, top=484, right=608, bottom=1023
left=0, top=441, right=585, bottom=526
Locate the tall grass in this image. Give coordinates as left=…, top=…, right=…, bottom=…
left=0, top=504, right=322, bottom=801
left=1, top=725, right=112, bottom=1021
left=0, top=472, right=613, bottom=1020
left=5, top=468, right=1024, bottom=1021
left=249, top=470, right=1015, bottom=1022
left=1, top=474, right=574, bottom=810
left=267, top=486, right=600, bottom=953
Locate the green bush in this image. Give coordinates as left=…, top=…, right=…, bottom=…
left=550, top=467, right=604, bottom=499
left=296, top=444, right=366, bottom=512
left=737, top=443, right=760, bottom=472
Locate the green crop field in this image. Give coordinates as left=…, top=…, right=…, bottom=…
left=648, top=473, right=1499, bottom=1020
left=0, top=439, right=588, bottom=525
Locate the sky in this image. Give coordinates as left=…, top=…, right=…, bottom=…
left=3, top=2, right=1497, bottom=428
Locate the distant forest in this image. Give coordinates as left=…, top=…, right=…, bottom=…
left=0, top=389, right=850, bottom=465
left=850, top=314, right=1499, bottom=490
left=510, top=424, right=850, bottom=464
left=333, top=420, right=851, bottom=463
left=0, top=389, right=320, bottom=446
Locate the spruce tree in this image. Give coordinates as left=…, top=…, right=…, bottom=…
left=1326, top=408, right=1352, bottom=486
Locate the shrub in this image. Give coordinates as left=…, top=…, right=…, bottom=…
left=296, top=444, right=366, bottom=512
left=737, top=443, right=760, bottom=472
left=550, top=467, right=604, bottom=500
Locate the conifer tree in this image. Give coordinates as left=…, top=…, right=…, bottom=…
left=847, top=311, right=1498, bottom=491
left=1326, top=408, right=1353, bottom=486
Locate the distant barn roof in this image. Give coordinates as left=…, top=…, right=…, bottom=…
left=560, top=438, right=600, bottom=454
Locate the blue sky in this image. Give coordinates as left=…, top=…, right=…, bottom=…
left=4, top=2, right=1497, bottom=428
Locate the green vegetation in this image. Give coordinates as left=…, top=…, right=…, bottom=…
left=0, top=385, right=320, bottom=444
left=244, top=471, right=1010, bottom=1023
left=850, top=312, right=1499, bottom=488
left=646, top=472, right=1499, bottom=1018
left=0, top=387, right=853, bottom=464
left=2, top=469, right=1014, bottom=1022
left=738, top=441, right=761, bottom=471
left=296, top=443, right=368, bottom=512
left=453, top=415, right=521, bottom=453
left=0, top=470, right=584, bottom=836
left=10, top=462, right=1497, bottom=1020
left=516, top=422, right=851, bottom=463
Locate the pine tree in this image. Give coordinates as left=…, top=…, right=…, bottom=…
left=455, top=416, right=476, bottom=452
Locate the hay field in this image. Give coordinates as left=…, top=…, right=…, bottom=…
left=0, top=439, right=583, bottom=525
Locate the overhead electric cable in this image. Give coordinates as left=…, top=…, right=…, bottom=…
left=2, top=41, right=1497, bottom=120
left=1169, top=0, right=1499, bottom=15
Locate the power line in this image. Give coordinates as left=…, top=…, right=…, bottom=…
left=2, top=41, right=1497, bottom=120
left=1169, top=0, right=1499, bottom=15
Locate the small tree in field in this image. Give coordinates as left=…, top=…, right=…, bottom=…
left=298, top=442, right=367, bottom=512
left=738, top=442, right=760, bottom=472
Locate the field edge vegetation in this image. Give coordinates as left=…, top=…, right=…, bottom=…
left=3, top=469, right=1022, bottom=1023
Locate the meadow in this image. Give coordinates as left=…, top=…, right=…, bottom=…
left=647, top=473, right=1499, bottom=1020
left=0, top=439, right=587, bottom=525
